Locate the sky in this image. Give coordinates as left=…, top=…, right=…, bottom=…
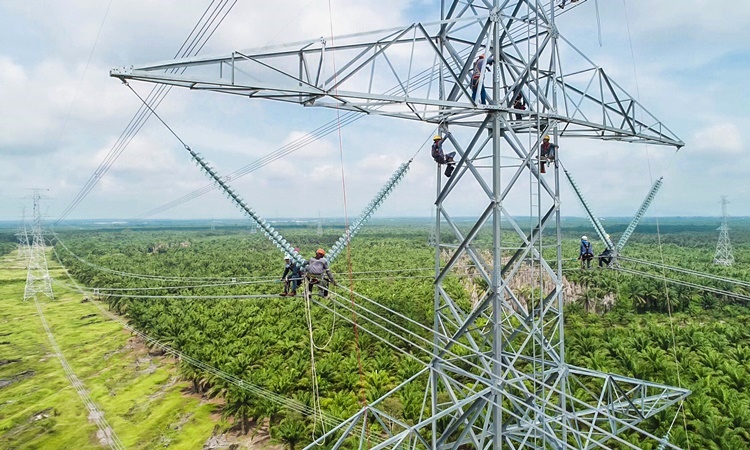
left=1, top=0, right=749, bottom=222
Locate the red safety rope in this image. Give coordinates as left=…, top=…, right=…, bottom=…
left=327, top=0, right=367, bottom=408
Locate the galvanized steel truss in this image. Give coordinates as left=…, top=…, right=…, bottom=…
left=112, top=0, right=689, bottom=448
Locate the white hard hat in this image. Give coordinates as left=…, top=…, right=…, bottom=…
left=284, top=254, right=291, bottom=260
left=581, top=236, right=588, bottom=240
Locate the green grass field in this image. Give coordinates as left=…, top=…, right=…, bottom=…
left=0, top=251, right=218, bottom=449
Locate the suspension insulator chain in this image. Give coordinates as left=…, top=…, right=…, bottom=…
left=327, top=161, right=411, bottom=264
left=184, top=145, right=306, bottom=267
left=617, top=177, right=663, bottom=251
left=564, top=169, right=616, bottom=250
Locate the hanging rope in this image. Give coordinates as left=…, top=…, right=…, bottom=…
left=51, top=246, right=347, bottom=430
left=302, top=280, right=326, bottom=441
left=621, top=1, right=688, bottom=444
left=326, top=0, right=366, bottom=410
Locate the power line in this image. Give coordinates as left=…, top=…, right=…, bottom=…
left=53, top=0, right=114, bottom=154
left=616, top=266, right=750, bottom=304
left=54, top=0, right=238, bottom=224
left=133, top=44, right=472, bottom=219
left=620, top=256, right=750, bottom=290
left=51, top=253, right=344, bottom=431
left=32, top=295, right=126, bottom=449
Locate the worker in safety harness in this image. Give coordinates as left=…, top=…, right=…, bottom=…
left=559, top=0, right=579, bottom=9
left=598, top=235, right=614, bottom=268
left=470, top=54, right=494, bottom=105
left=539, top=135, right=558, bottom=174
left=431, top=132, right=456, bottom=177
left=579, top=235, right=594, bottom=269
left=512, top=94, right=526, bottom=121
left=280, top=254, right=302, bottom=297
left=306, top=248, right=336, bottom=297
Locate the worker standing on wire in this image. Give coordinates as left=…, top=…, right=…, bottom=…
left=598, top=235, right=614, bottom=268
left=470, top=54, right=494, bottom=105
left=431, top=132, right=457, bottom=177
left=598, top=248, right=614, bottom=268
left=579, top=235, right=594, bottom=269
left=540, top=135, right=558, bottom=174
left=306, top=248, right=336, bottom=297
left=280, top=255, right=302, bottom=297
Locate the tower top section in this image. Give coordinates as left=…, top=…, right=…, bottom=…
left=111, top=0, right=682, bottom=148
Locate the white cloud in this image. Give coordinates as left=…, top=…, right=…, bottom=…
left=1, top=0, right=749, bottom=220
left=691, top=123, right=742, bottom=155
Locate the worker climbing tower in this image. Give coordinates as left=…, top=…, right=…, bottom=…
left=713, top=195, right=734, bottom=266
left=112, top=1, right=689, bottom=448
left=24, top=190, right=54, bottom=302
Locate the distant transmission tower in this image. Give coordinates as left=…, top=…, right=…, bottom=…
left=713, top=195, right=734, bottom=266
left=24, top=190, right=54, bottom=301
left=317, top=214, right=323, bottom=237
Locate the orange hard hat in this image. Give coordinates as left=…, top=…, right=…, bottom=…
left=316, top=248, right=325, bottom=256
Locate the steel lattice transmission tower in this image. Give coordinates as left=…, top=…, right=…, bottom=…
left=713, top=195, right=734, bottom=266
left=24, top=190, right=54, bottom=302
left=112, top=1, right=690, bottom=448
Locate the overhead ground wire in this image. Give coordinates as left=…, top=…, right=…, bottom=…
left=55, top=0, right=238, bottom=224
left=51, top=247, right=344, bottom=429
left=622, top=1, right=689, bottom=442
left=135, top=43, right=473, bottom=219
left=53, top=0, right=114, bottom=155
left=54, top=240, right=678, bottom=450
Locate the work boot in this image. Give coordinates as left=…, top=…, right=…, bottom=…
left=280, top=292, right=287, bottom=297
left=288, top=291, right=296, bottom=297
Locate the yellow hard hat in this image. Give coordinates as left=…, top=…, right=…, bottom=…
left=433, top=135, right=442, bottom=141
left=543, top=135, right=550, bottom=140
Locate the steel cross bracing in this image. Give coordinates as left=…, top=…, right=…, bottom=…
left=112, top=0, right=689, bottom=448
left=111, top=2, right=682, bottom=148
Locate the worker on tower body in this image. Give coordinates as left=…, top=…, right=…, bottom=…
left=431, top=132, right=456, bottom=177
left=306, top=248, right=336, bottom=297
left=579, top=235, right=594, bottom=269
left=470, top=54, right=494, bottom=105
left=539, top=135, right=558, bottom=174
left=280, top=255, right=302, bottom=297
left=512, top=94, right=526, bottom=121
